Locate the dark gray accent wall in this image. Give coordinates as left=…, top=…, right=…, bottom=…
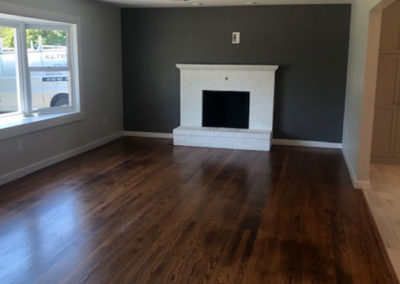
left=122, top=5, right=351, bottom=142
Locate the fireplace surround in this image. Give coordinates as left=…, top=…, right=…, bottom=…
left=173, top=64, right=279, bottom=151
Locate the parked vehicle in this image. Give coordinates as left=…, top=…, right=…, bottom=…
left=0, top=40, right=69, bottom=114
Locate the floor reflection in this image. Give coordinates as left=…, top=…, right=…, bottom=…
left=0, top=190, right=82, bottom=283
left=37, top=192, right=80, bottom=259
left=0, top=222, right=30, bottom=283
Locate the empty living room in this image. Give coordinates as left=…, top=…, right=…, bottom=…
left=1, top=0, right=400, bottom=283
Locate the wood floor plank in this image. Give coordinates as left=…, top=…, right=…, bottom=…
left=0, top=137, right=398, bottom=284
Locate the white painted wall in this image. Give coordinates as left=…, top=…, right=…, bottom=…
left=342, top=0, right=380, bottom=188
left=0, top=0, right=123, bottom=181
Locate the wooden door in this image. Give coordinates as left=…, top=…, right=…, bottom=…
left=394, top=58, right=400, bottom=158
left=371, top=1, right=400, bottom=163
left=380, top=1, right=400, bottom=54
left=372, top=56, right=400, bottom=160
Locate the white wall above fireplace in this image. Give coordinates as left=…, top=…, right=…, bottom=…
left=174, top=64, right=278, bottom=151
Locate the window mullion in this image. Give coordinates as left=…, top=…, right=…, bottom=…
left=13, top=23, right=25, bottom=115
left=68, top=25, right=79, bottom=112
left=15, top=23, right=32, bottom=117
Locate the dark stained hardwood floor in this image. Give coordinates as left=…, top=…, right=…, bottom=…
left=0, top=137, right=398, bottom=284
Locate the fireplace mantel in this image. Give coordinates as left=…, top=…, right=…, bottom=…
left=176, top=64, right=279, bottom=71
left=174, top=64, right=278, bottom=151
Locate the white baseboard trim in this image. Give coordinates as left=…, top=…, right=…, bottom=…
left=0, top=132, right=123, bottom=186
left=342, top=149, right=371, bottom=189
left=272, top=139, right=343, bottom=149
left=123, top=131, right=173, bottom=139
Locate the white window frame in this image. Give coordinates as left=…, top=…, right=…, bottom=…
left=0, top=13, right=81, bottom=140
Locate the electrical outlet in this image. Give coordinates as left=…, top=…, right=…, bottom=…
left=17, top=140, right=24, bottom=152
left=232, top=32, right=240, bottom=44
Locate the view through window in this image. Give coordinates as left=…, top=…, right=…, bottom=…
left=26, top=28, right=71, bottom=110
left=0, top=26, right=19, bottom=114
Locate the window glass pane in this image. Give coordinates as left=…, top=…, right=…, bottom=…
left=30, top=71, right=70, bottom=110
left=26, top=29, right=67, bottom=68
left=0, top=26, right=19, bottom=114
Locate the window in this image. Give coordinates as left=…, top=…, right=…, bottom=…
left=0, top=15, right=79, bottom=122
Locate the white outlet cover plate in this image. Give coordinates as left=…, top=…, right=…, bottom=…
left=232, top=32, right=240, bottom=44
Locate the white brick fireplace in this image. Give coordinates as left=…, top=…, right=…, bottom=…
left=173, top=64, right=278, bottom=151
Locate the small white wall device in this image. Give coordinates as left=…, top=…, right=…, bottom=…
left=232, top=32, right=240, bottom=44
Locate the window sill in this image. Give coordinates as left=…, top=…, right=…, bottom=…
left=0, top=111, right=83, bottom=141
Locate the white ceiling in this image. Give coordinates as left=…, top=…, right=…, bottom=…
left=98, top=0, right=352, bottom=8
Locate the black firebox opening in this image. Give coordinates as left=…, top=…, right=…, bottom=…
left=202, top=90, right=250, bottom=129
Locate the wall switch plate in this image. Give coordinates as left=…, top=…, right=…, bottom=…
left=232, top=32, right=240, bottom=44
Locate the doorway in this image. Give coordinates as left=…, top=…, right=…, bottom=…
left=362, top=0, right=400, bottom=278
